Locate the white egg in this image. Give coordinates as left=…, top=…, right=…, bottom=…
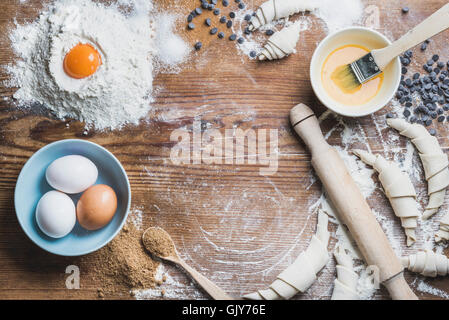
left=46, top=155, right=98, bottom=194
left=36, top=190, right=76, bottom=238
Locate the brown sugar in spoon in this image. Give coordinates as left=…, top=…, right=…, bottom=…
left=142, top=227, right=233, bottom=300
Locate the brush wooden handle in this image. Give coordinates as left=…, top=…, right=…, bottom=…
left=170, top=256, right=234, bottom=300
left=290, top=103, right=417, bottom=300
left=372, top=2, right=449, bottom=70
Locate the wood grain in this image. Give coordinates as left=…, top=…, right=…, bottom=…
left=0, top=0, right=449, bottom=300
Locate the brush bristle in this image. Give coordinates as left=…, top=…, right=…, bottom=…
left=331, top=64, right=361, bottom=93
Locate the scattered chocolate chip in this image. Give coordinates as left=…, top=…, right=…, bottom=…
left=237, top=37, right=244, bottom=44
left=222, top=0, right=229, bottom=6
left=433, top=54, right=440, bottom=62
left=227, top=20, right=233, bottom=28
left=187, top=14, right=193, bottom=22
left=250, top=51, right=257, bottom=58
left=229, top=12, right=236, bottom=18
left=421, top=43, right=427, bottom=51
left=218, top=32, right=225, bottom=39
left=188, top=22, right=195, bottom=30
left=195, top=8, right=202, bottom=15
left=210, top=27, right=218, bottom=35
left=244, top=27, right=251, bottom=35
left=229, top=34, right=237, bottom=41
left=244, top=14, right=251, bottom=21
left=429, top=128, right=436, bottom=136
left=194, top=42, right=202, bottom=50
left=238, top=3, right=245, bottom=9
left=438, top=115, right=445, bottom=122
left=402, top=67, right=407, bottom=74
left=402, top=7, right=409, bottom=13
left=403, top=109, right=411, bottom=117
left=205, top=18, right=211, bottom=26
left=220, top=16, right=227, bottom=23
left=266, top=29, right=274, bottom=36
left=214, top=8, right=220, bottom=15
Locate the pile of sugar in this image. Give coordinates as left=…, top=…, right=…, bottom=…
left=6, top=0, right=155, bottom=130
left=152, top=12, right=191, bottom=73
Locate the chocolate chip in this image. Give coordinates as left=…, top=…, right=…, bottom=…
left=244, top=27, right=251, bottom=35
left=438, top=115, right=445, bottom=122
left=238, top=3, right=245, bottom=9
left=237, top=37, right=244, bottom=44
left=222, top=0, right=229, bottom=6
left=205, top=18, right=211, bottom=26
left=244, top=14, right=251, bottom=21
left=402, top=7, right=409, bottom=13
left=386, top=113, right=394, bottom=118
left=413, top=73, right=420, bottom=80
left=405, top=50, right=413, bottom=58
left=425, top=119, right=432, bottom=126
left=402, top=67, right=407, bottom=74
left=421, top=43, right=428, bottom=51
left=266, top=29, right=274, bottom=36
left=194, top=42, right=202, bottom=50
left=229, top=12, right=236, bottom=18
left=403, top=109, right=411, bottom=117
left=188, top=22, right=195, bottom=30
left=229, top=34, right=237, bottom=41
left=433, top=54, right=440, bottom=62
left=210, top=27, right=218, bottom=35
left=220, top=16, right=227, bottom=23
left=218, top=32, right=225, bottom=39
left=195, top=8, right=202, bottom=15
left=214, top=8, right=220, bottom=15
left=227, top=20, right=233, bottom=28
left=429, top=129, right=437, bottom=136
left=187, top=14, right=193, bottom=22
left=250, top=51, right=257, bottom=58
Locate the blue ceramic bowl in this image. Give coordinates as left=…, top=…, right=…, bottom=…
left=15, top=139, right=131, bottom=256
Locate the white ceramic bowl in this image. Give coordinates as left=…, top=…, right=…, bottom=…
left=310, top=27, right=401, bottom=117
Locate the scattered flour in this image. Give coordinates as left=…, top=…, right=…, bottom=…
left=6, top=0, right=155, bottom=130
left=416, top=279, right=449, bottom=299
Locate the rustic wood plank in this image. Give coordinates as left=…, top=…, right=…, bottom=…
left=0, top=0, right=448, bottom=300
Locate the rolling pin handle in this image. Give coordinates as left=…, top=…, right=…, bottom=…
left=290, top=103, right=329, bottom=155
left=383, top=273, right=418, bottom=300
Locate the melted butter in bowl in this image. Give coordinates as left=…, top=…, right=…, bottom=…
left=310, top=27, right=401, bottom=117
left=322, top=44, right=384, bottom=106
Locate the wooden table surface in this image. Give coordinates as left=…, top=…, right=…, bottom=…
left=1, top=0, right=449, bottom=300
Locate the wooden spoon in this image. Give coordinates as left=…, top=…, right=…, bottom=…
left=142, top=227, right=233, bottom=300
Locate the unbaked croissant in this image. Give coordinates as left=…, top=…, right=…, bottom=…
left=402, top=250, right=449, bottom=277
left=243, top=210, right=330, bottom=300
left=353, top=149, right=419, bottom=246
left=387, top=119, right=449, bottom=243
left=331, top=245, right=359, bottom=300
left=258, top=22, right=303, bottom=61
left=387, top=119, right=449, bottom=206
left=248, top=0, right=318, bottom=31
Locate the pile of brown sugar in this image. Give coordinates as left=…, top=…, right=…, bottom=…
left=142, top=227, right=176, bottom=258
left=81, top=224, right=159, bottom=297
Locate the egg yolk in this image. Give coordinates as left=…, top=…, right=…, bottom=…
left=63, top=44, right=102, bottom=79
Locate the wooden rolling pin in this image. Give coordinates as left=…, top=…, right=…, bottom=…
left=290, top=103, right=417, bottom=300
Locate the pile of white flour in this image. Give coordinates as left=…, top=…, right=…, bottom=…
left=6, top=0, right=156, bottom=130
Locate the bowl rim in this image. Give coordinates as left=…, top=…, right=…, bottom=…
left=310, top=26, right=402, bottom=117
left=14, top=139, right=131, bottom=256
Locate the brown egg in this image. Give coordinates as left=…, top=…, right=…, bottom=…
left=76, top=184, right=117, bottom=230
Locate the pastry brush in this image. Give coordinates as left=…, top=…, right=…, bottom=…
left=333, top=3, right=449, bottom=91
